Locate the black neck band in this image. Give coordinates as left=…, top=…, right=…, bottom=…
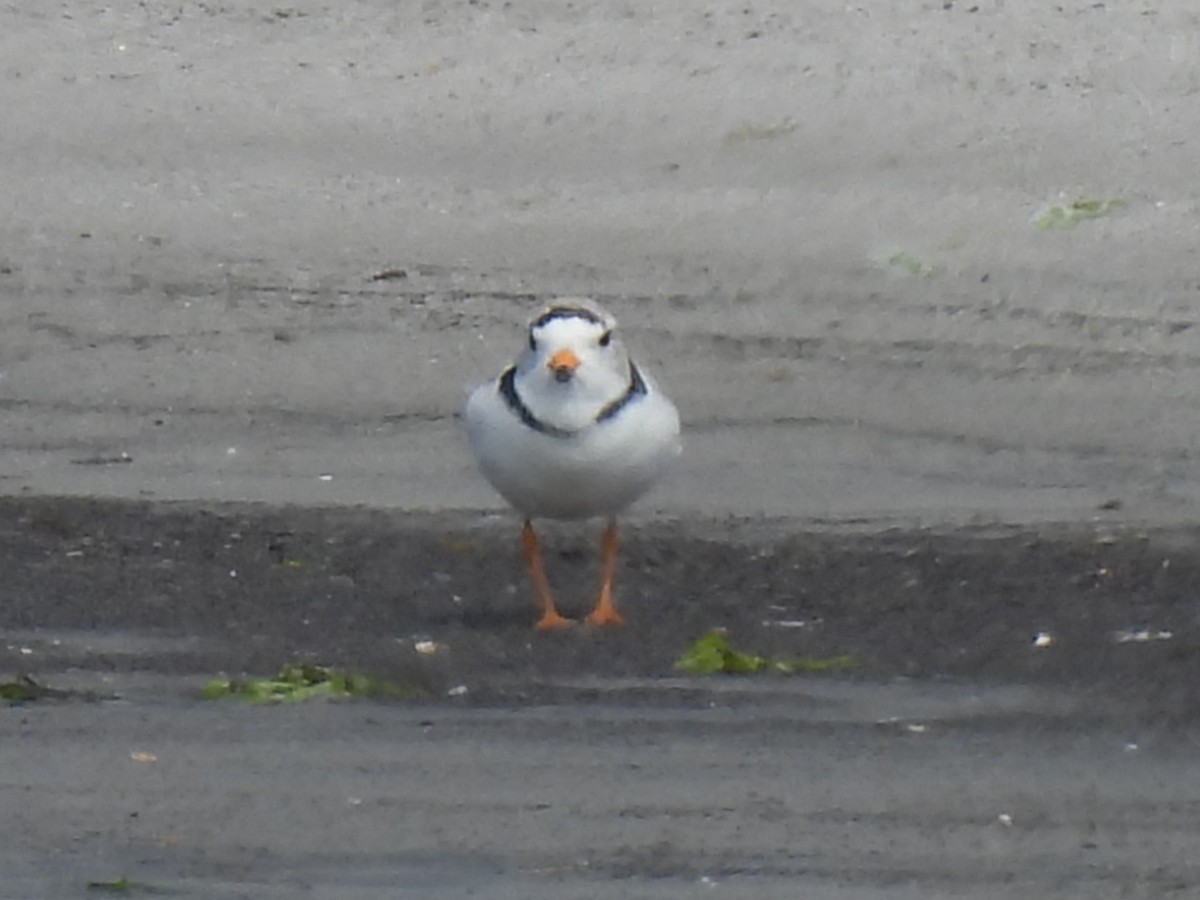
left=498, top=362, right=647, bottom=438
left=597, top=361, right=647, bottom=423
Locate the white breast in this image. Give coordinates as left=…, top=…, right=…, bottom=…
left=465, top=379, right=680, bottom=520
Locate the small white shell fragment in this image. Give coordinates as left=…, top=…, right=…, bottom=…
left=998, top=813, right=1013, bottom=827
left=1032, top=632, right=1054, bottom=648
left=447, top=684, right=468, bottom=697
left=415, top=640, right=440, bottom=655
left=1114, top=629, right=1173, bottom=643
left=318, top=474, right=333, bottom=482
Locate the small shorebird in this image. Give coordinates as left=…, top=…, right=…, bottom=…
left=465, top=299, right=681, bottom=629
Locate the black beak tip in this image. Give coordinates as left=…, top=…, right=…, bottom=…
left=553, top=368, right=574, bottom=384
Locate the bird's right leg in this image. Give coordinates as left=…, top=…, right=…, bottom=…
left=522, top=521, right=573, bottom=630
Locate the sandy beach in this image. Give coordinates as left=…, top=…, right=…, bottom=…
left=3, top=1, right=1200, bottom=896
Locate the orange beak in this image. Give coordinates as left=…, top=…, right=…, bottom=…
left=548, top=348, right=581, bottom=382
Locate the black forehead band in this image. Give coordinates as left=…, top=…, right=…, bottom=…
left=530, top=306, right=608, bottom=331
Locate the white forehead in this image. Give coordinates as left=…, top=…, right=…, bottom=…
left=529, top=306, right=615, bottom=343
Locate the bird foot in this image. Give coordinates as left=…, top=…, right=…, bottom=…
left=534, top=611, right=576, bottom=631
left=585, top=606, right=626, bottom=628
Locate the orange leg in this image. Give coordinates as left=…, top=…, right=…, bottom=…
left=522, top=521, right=573, bottom=630
left=585, top=519, right=626, bottom=628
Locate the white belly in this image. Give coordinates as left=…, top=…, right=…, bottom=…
left=465, top=382, right=681, bottom=520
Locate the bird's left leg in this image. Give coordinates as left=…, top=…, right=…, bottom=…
left=585, top=519, right=626, bottom=627
left=523, top=520, right=573, bottom=630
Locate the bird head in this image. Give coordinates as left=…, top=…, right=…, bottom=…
left=522, top=299, right=629, bottom=393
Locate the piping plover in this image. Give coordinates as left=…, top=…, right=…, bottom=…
left=465, top=299, right=681, bottom=629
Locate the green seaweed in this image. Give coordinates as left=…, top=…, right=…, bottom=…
left=675, top=629, right=854, bottom=676
left=0, top=675, right=72, bottom=704
left=886, top=251, right=936, bottom=276
left=86, top=876, right=172, bottom=894
left=202, top=663, right=423, bottom=703
left=1033, top=198, right=1126, bottom=229
left=723, top=119, right=799, bottom=145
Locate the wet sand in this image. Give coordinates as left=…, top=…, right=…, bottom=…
left=4, top=497, right=1200, bottom=897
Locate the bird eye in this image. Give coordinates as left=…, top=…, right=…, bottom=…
left=598, top=330, right=612, bottom=348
